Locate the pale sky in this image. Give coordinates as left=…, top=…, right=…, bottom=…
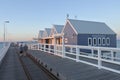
left=0, top=0, right=120, bottom=41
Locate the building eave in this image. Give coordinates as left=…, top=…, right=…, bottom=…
left=62, top=19, right=78, bottom=35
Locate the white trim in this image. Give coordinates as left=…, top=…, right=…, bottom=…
left=98, top=38, right=101, bottom=46
left=68, top=20, right=78, bottom=35
left=62, top=19, right=78, bottom=35
left=61, top=20, right=68, bottom=33
left=102, top=38, right=106, bottom=46
left=106, top=37, right=110, bottom=45
left=93, top=38, right=97, bottom=46
left=88, top=38, right=92, bottom=46
left=49, top=27, right=54, bottom=37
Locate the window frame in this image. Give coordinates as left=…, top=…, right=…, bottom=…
left=93, top=38, right=97, bottom=46
left=65, top=38, right=68, bottom=43
left=102, top=38, right=106, bottom=46
left=88, top=38, right=92, bottom=46
left=106, top=37, right=110, bottom=45
left=98, top=38, right=101, bottom=46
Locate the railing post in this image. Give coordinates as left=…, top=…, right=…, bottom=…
left=54, top=36, right=56, bottom=55
left=76, top=46, right=79, bottom=62
left=111, top=50, right=114, bottom=61
left=70, top=47, right=72, bottom=53
left=44, top=44, right=46, bottom=52
left=33, top=44, right=35, bottom=50
left=31, top=44, right=33, bottom=50
left=41, top=44, right=43, bottom=51
left=54, top=45, right=56, bottom=55
left=32, top=44, right=34, bottom=50
left=56, top=45, right=58, bottom=55
left=40, top=44, right=41, bottom=51
left=91, top=48, right=94, bottom=57
left=37, top=43, right=39, bottom=50
left=31, top=44, right=32, bottom=50
left=49, top=44, right=50, bottom=53
left=36, top=44, right=37, bottom=50
left=62, top=45, right=65, bottom=58
left=29, top=44, right=31, bottom=50
left=62, top=34, right=65, bottom=58
left=34, top=44, right=35, bottom=50
left=98, top=48, right=102, bottom=69
left=35, top=43, right=37, bottom=50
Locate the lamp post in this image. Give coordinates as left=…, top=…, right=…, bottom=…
left=4, top=21, right=9, bottom=46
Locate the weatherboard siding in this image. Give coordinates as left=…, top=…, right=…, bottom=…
left=63, top=21, right=116, bottom=47
left=77, top=34, right=116, bottom=47
left=63, top=22, right=77, bottom=45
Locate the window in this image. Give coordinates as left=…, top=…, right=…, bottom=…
left=106, top=38, right=110, bottom=45
left=65, top=38, right=68, bottom=43
left=98, top=38, right=101, bottom=46
left=88, top=38, right=92, bottom=46
left=93, top=38, right=97, bottom=46
left=102, top=38, right=106, bottom=45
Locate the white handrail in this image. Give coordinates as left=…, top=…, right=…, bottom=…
left=29, top=43, right=120, bottom=74
left=0, top=43, right=11, bottom=64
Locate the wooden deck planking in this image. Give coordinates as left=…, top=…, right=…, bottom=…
left=28, top=50, right=120, bottom=80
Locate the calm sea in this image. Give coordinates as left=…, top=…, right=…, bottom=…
left=0, top=42, right=4, bottom=50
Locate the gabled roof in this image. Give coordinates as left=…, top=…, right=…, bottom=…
left=53, top=25, right=64, bottom=33
left=45, top=28, right=51, bottom=36
left=38, top=30, right=44, bottom=38
left=68, top=19, right=116, bottom=34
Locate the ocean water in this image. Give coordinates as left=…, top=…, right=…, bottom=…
left=0, top=42, right=4, bottom=50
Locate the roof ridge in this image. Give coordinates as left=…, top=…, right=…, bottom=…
left=53, top=24, right=64, bottom=26
left=68, top=19, right=104, bottom=23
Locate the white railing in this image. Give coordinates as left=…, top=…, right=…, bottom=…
left=0, top=43, right=11, bottom=64
left=29, top=43, right=120, bottom=74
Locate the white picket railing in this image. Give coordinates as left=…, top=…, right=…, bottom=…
left=29, top=43, right=120, bottom=74
left=0, top=43, right=11, bottom=64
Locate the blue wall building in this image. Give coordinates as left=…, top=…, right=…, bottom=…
left=62, top=19, right=116, bottom=47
